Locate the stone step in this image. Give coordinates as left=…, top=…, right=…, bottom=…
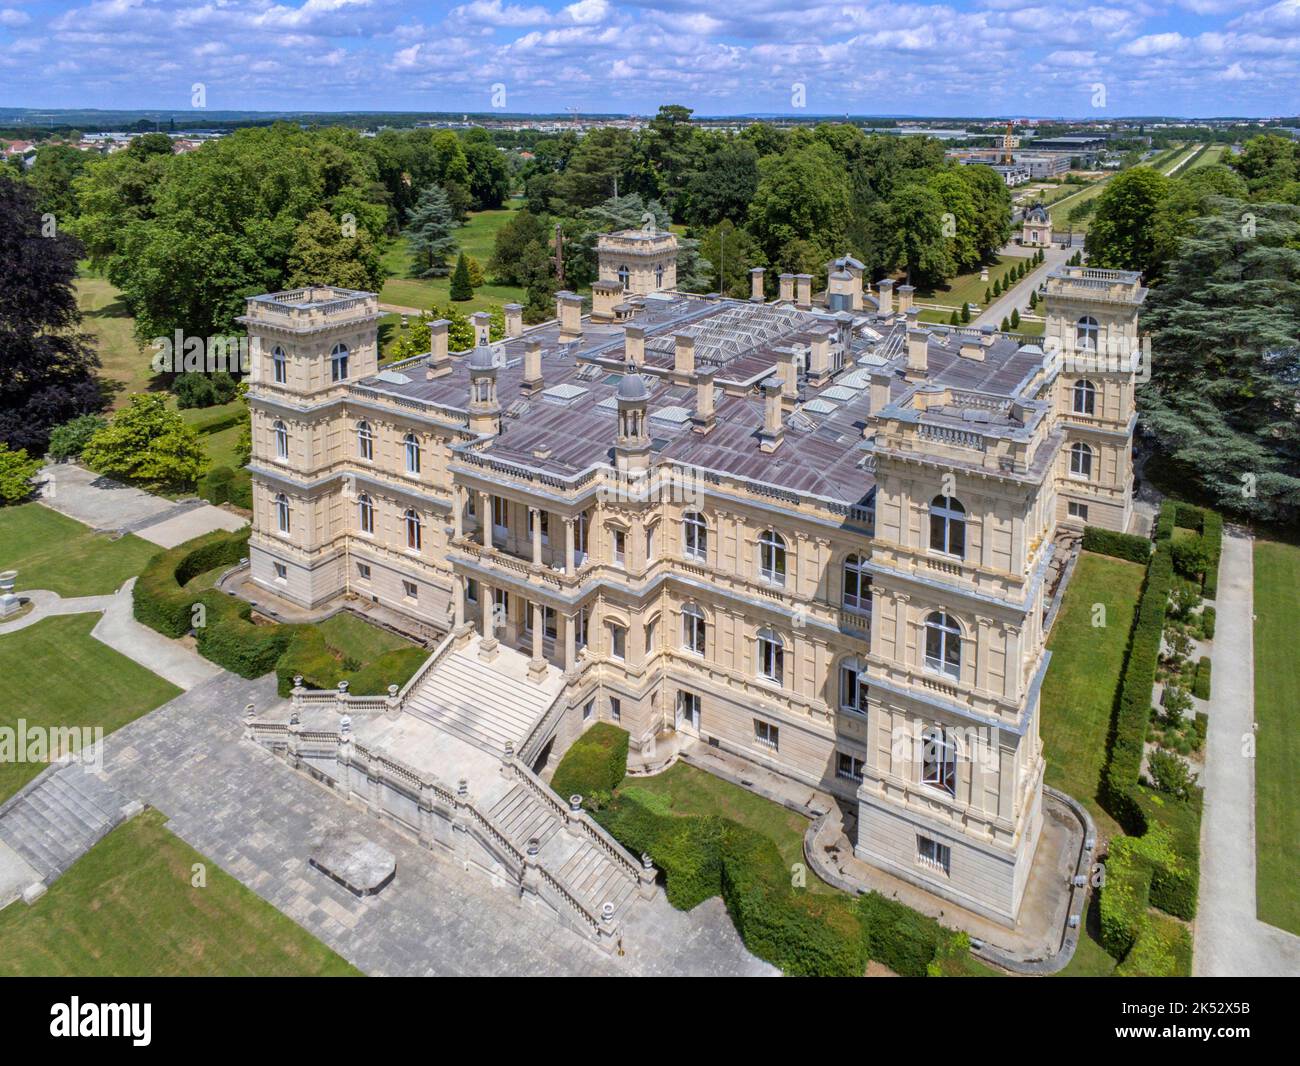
left=0, top=764, right=129, bottom=883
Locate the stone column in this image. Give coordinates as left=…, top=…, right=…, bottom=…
left=480, top=582, right=498, bottom=660
left=480, top=490, right=491, bottom=549
left=529, top=601, right=547, bottom=683
left=564, top=516, right=576, bottom=574
left=530, top=507, right=543, bottom=568
left=563, top=610, right=577, bottom=676
left=453, top=484, right=465, bottom=540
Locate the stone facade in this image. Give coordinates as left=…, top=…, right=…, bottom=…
left=596, top=229, right=677, bottom=294
left=242, top=262, right=1145, bottom=927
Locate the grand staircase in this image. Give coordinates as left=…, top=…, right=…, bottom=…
left=403, top=640, right=564, bottom=757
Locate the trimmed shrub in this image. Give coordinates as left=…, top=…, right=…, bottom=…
left=133, top=528, right=250, bottom=637
left=1172, top=534, right=1213, bottom=583
left=173, top=371, right=238, bottom=409
left=1116, top=913, right=1192, bottom=977
left=1082, top=526, right=1152, bottom=564
left=197, top=604, right=298, bottom=678
left=858, top=892, right=951, bottom=977
left=46, top=414, right=108, bottom=460
left=1200, top=605, right=1216, bottom=639
left=1138, top=794, right=1200, bottom=920
left=200, top=466, right=236, bottom=505
left=595, top=789, right=723, bottom=910
left=1100, top=835, right=1155, bottom=958
left=550, top=722, right=630, bottom=806
left=1192, top=656, right=1211, bottom=700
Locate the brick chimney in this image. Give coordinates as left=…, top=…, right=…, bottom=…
left=778, top=273, right=795, bottom=302
left=692, top=366, right=717, bottom=434
left=521, top=338, right=543, bottom=394
left=504, top=303, right=523, bottom=338
left=876, top=279, right=894, bottom=316
left=623, top=324, right=645, bottom=367
left=673, top=334, right=695, bottom=384
left=758, top=377, right=784, bottom=453
left=749, top=267, right=765, bottom=302
left=795, top=274, right=813, bottom=309
left=426, top=318, right=452, bottom=378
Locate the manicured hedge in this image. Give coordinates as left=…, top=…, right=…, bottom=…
left=1115, top=912, right=1193, bottom=977
left=1170, top=503, right=1224, bottom=597
left=1193, top=656, right=1211, bottom=700
left=199, top=466, right=253, bottom=510
left=1137, top=793, right=1201, bottom=921
left=1100, top=835, right=1156, bottom=958
left=857, top=891, right=960, bottom=978
left=133, top=528, right=251, bottom=638
left=550, top=722, right=630, bottom=805
left=1082, top=526, right=1152, bottom=564
left=1200, top=605, right=1216, bottom=639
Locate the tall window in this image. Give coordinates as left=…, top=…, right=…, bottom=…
left=617, top=264, right=630, bottom=289
left=1070, top=441, right=1094, bottom=479
left=613, top=529, right=626, bottom=567
left=273, top=419, right=288, bottom=460
left=924, top=611, right=962, bottom=680
left=655, top=263, right=665, bottom=288
left=1076, top=316, right=1099, bottom=352
left=759, top=530, right=787, bottom=585
left=330, top=343, right=349, bottom=381
left=272, top=345, right=287, bottom=385
left=682, top=603, right=706, bottom=655
left=492, top=495, right=509, bottom=534
left=403, top=432, right=420, bottom=475
left=929, top=496, right=966, bottom=558
left=358, top=493, right=374, bottom=535
left=839, top=659, right=868, bottom=715
left=275, top=492, right=290, bottom=535
left=843, top=554, right=871, bottom=613
left=1072, top=378, right=1096, bottom=416
left=921, top=728, right=957, bottom=796
left=574, top=512, right=589, bottom=563
left=575, top=607, right=588, bottom=649
left=683, top=511, right=707, bottom=561
left=404, top=509, right=422, bottom=551
left=610, top=624, right=626, bottom=660
left=356, top=421, right=373, bottom=461
left=757, top=627, right=784, bottom=685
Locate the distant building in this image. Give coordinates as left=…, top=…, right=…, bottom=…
left=1021, top=203, right=1052, bottom=247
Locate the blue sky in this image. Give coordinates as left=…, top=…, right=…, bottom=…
left=0, top=0, right=1296, bottom=117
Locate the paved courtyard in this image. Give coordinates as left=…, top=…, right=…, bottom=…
left=96, top=672, right=774, bottom=977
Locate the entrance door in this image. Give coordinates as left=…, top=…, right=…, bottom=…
left=676, top=690, right=700, bottom=734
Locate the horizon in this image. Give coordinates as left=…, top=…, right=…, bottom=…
left=0, top=0, right=1295, bottom=119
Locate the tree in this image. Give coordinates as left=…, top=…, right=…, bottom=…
left=1149, top=165, right=1248, bottom=278
left=888, top=183, right=955, bottom=288
left=46, top=414, right=108, bottom=460
left=462, top=136, right=512, bottom=211
left=81, top=394, right=207, bottom=488
left=960, top=301, right=971, bottom=323
left=1229, top=134, right=1298, bottom=199
left=0, top=444, right=41, bottom=504
left=27, top=144, right=89, bottom=219
left=747, top=142, right=851, bottom=265
left=449, top=253, right=473, bottom=302
left=1001, top=316, right=1010, bottom=331
left=466, top=257, right=485, bottom=289
left=490, top=209, right=550, bottom=286
left=0, top=175, right=103, bottom=455
left=683, top=139, right=759, bottom=229
left=927, top=167, right=980, bottom=273
left=698, top=220, right=765, bottom=297
left=1085, top=166, right=1170, bottom=273
left=404, top=184, right=458, bottom=278
left=285, top=208, right=383, bottom=291
left=554, top=127, right=635, bottom=211
left=1010, top=308, right=1021, bottom=329
left=1139, top=200, right=1300, bottom=521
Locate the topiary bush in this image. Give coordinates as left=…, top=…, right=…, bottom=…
left=1082, top=526, right=1152, bottom=563
left=1200, top=605, right=1216, bottom=639
left=549, top=722, right=630, bottom=807
left=1192, top=656, right=1211, bottom=700
left=1100, top=836, right=1155, bottom=959
left=1115, top=912, right=1192, bottom=976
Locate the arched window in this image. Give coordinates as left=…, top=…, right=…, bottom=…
left=682, top=511, right=707, bottom=561
left=272, top=345, right=287, bottom=385
left=331, top=342, right=349, bottom=382
left=358, top=493, right=374, bottom=535
left=843, top=554, right=871, bottom=614
left=356, top=421, right=373, bottom=461
left=275, top=492, right=290, bottom=535
left=924, top=611, right=962, bottom=680
left=1072, top=378, right=1096, bottom=416
left=404, top=508, right=422, bottom=551
left=682, top=602, right=706, bottom=655
left=839, top=658, right=868, bottom=715
left=617, top=264, right=630, bottom=289
left=921, top=727, right=957, bottom=795
left=758, top=530, right=786, bottom=585
left=403, top=432, right=420, bottom=475
left=1069, top=441, right=1094, bottom=479
left=655, top=263, right=665, bottom=288
left=757, top=627, right=784, bottom=685
left=273, top=419, right=288, bottom=460
left=1076, top=316, right=1099, bottom=352
left=928, top=496, right=966, bottom=558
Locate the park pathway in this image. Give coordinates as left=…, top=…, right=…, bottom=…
left=975, top=243, right=1071, bottom=329
left=1194, top=531, right=1300, bottom=976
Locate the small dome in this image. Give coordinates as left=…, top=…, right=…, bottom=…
left=616, top=372, right=649, bottom=401
left=468, top=344, right=496, bottom=371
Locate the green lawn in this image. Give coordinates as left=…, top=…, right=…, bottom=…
left=1185, top=145, right=1226, bottom=172
left=912, top=255, right=1025, bottom=314
left=0, top=808, right=360, bottom=976
left=316, top=611, right=417, bottom=662
left=618, top=760, right=837, bottom=894
left=0, top=614, right=181, bottom=802
left=0, top=503, right=160, bottom=597
left=1253, top=538, right=1300, bottom=935
left=1040, top=551, right=1148, bottom=839
left=76, top=272, right=160, bottom=410
left=380, top=203, right=527, bottom=313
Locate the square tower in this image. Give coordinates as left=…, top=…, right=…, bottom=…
left=597, top=229, right=678, bottom=294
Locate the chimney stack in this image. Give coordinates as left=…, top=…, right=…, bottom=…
left=795, top=273, right=813, bottom=309
left=897, top=285, right=914, bottom=315
left=758, top=377, right=785, bottom=453
left=427, top=318, right=452, bottom=378
left=692, top=366, right=717, bottom=434
left=673, top=334, right=695, bottom=384
left=869, top=370, right=892, bottom=417
left=521, top=338, right=543, bottom=394
left=623, top=324, right=645, bottom=368
left=876, top=279, right=894, bottom=316
left=808, top=332, right=832, bottom=385
left=591, top=280, right=621, bottom=321
left=906, top=328, right=929, bottom=379
left=555, top=291, right=583, bottom=340
left=504, top=303, right=523, bottom=339
left=749, top=267, right=765, bottom=302
left=778, top=273, right=795, bottom=303
left=981, top=323, right=997, bottom=347
left=777, top=346, right=799, bottom=405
